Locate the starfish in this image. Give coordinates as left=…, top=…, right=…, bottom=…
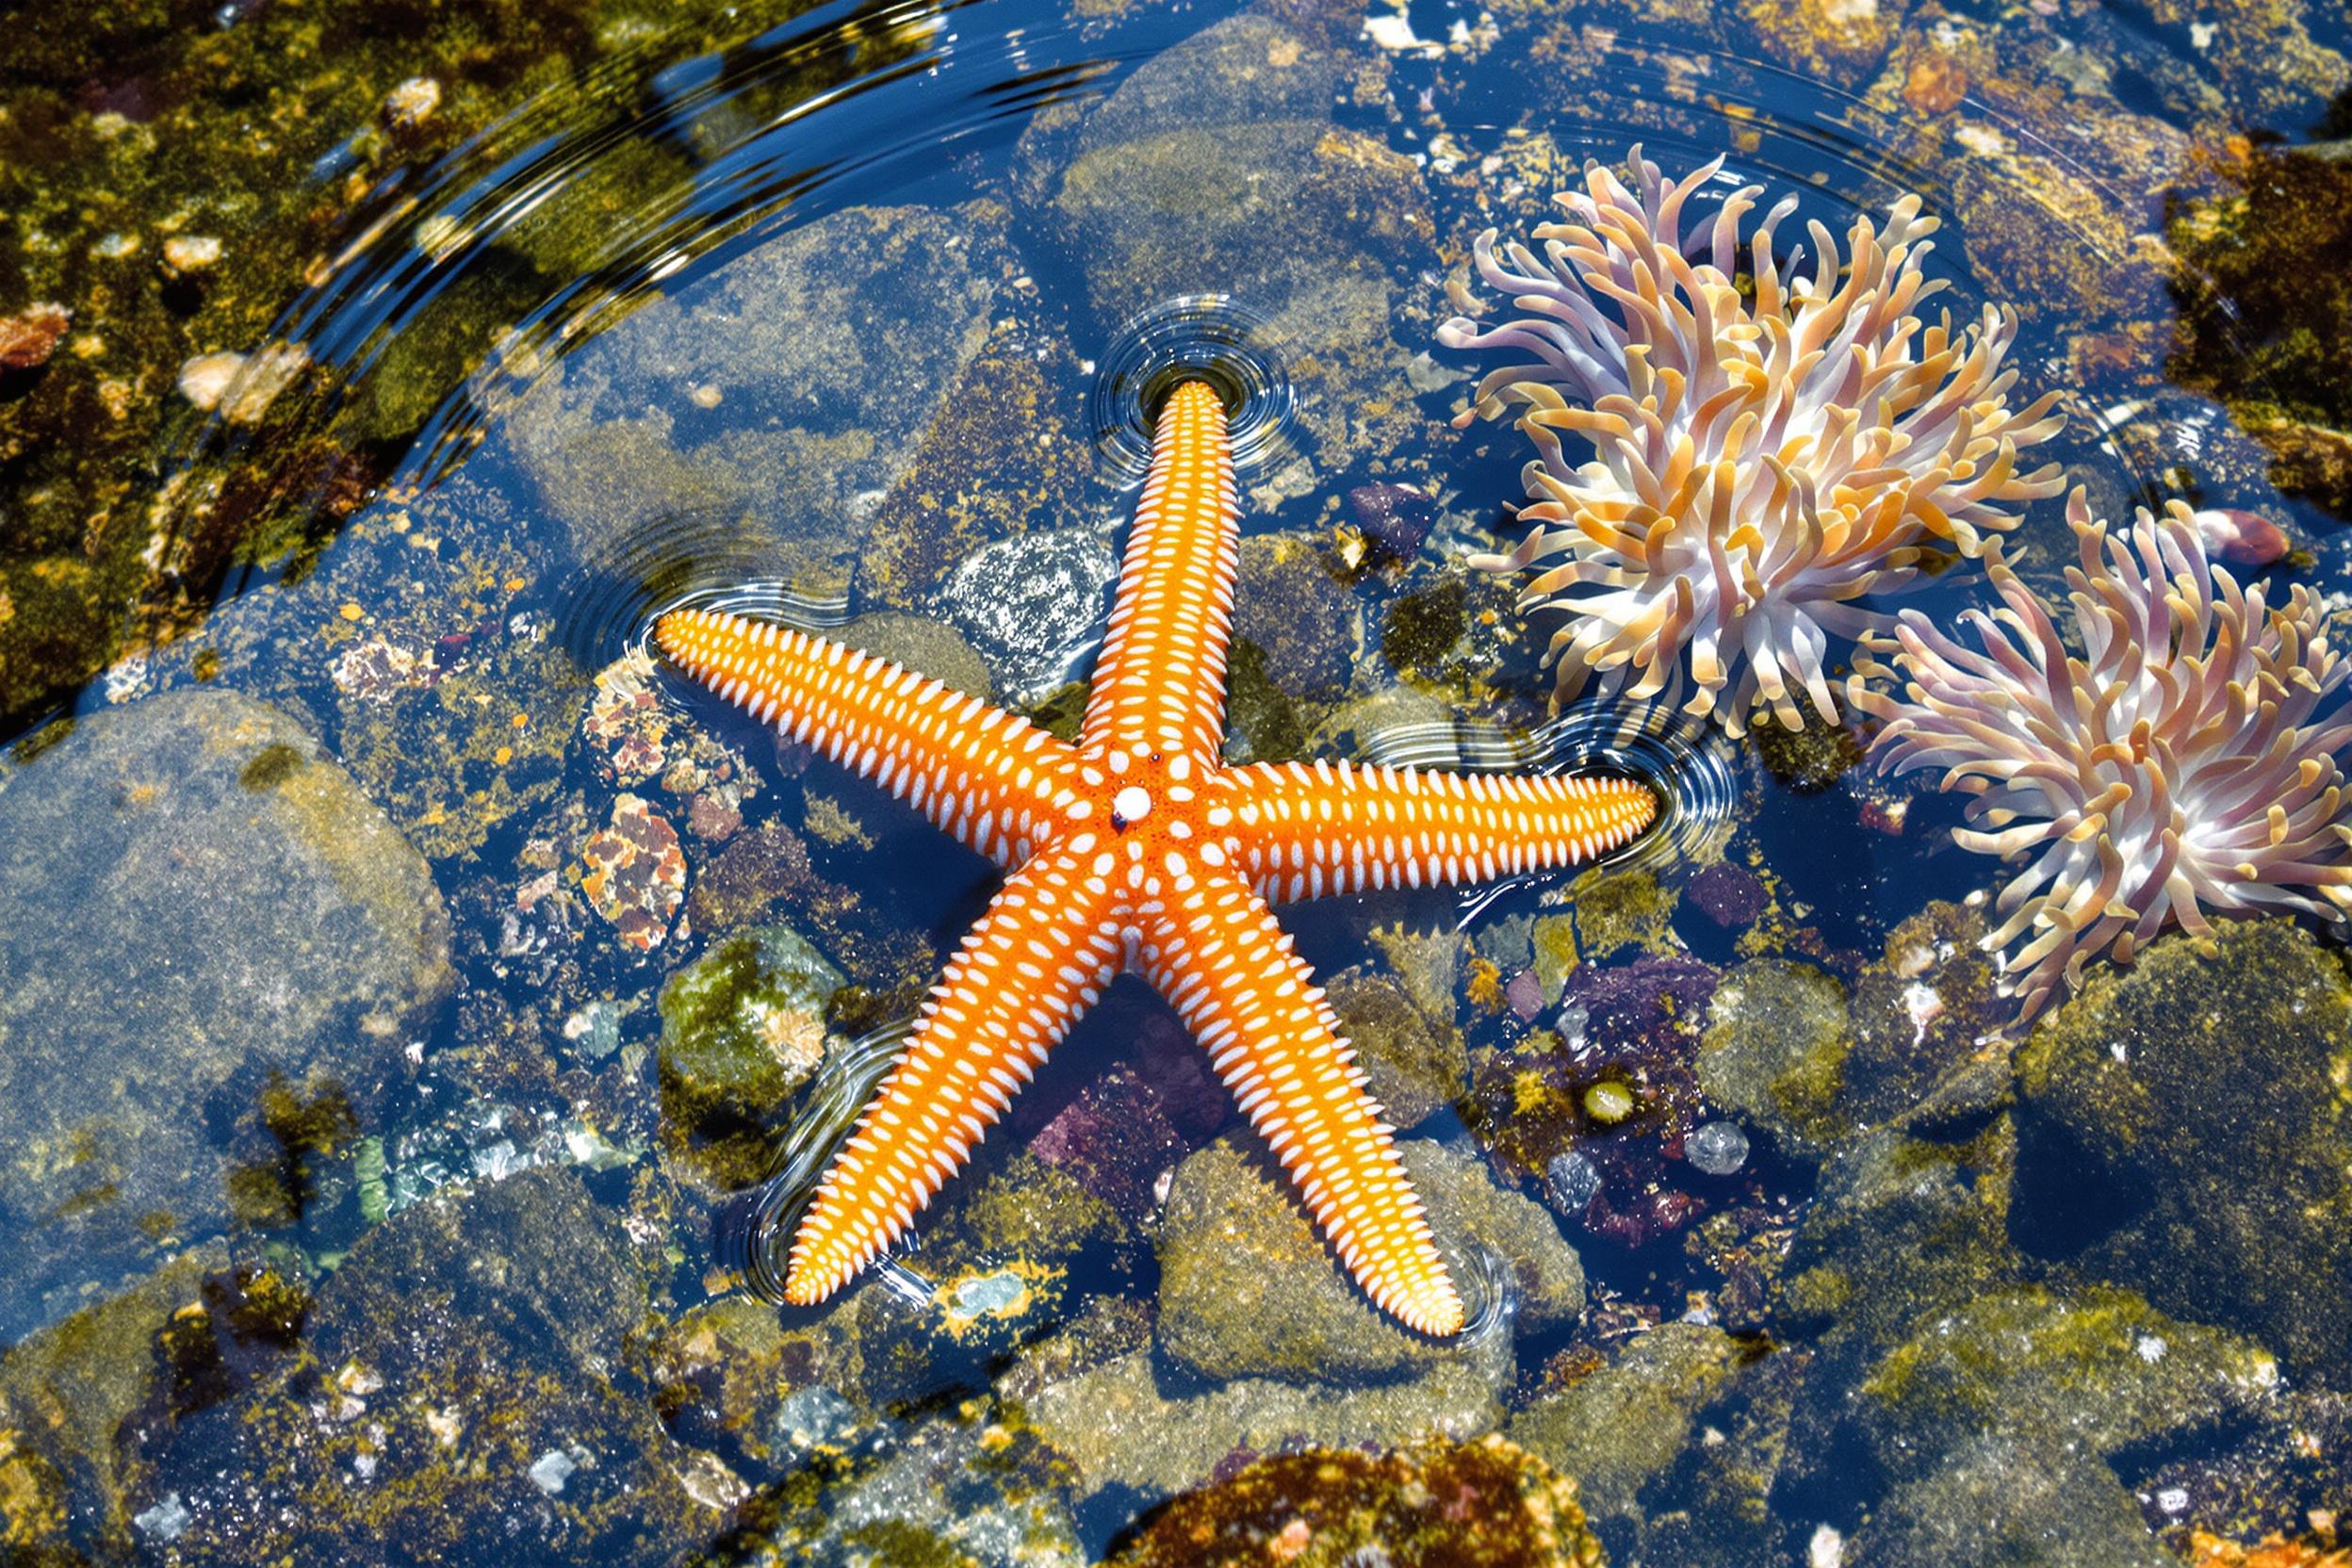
left=657, top=380, right=1658, bottom=1333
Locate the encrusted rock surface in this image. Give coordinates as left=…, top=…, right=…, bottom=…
left=0, top=690, right=450, bottom=1338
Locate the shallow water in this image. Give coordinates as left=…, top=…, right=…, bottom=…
left=3, top=0, right=2351, bottom=1561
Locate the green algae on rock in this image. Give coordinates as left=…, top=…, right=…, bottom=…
left=850, top=332, right=1100, bottom=615
left=0, top=0, right=895, bottom=732
left=658, top=923, right=846, bottom=1190
left=1508, top=1323, right=1750, bottom=1542
left=0, top=1243, right=237, bottom=1560
left=1853, top=1282, right=2277, bottom=1467
left=1324, top=968, right=1469, bottom=1130
left=2168, top=139, right=2352, bottom=513
left=1108, top=1433, right=1607, bottom=1568
left=1699, top=959, right=1854, bottom=1157
left=2013, top=920, right=2352, bottom=1381
left=1232, top=531, right=1363, bottom=703
left=1022, top=13, right=1445, bottom=501
left=136, top=1167, right=735, bottom=1566
left=1153, top=1136, right=1582, bottom=1385
left=0, top=689, right=449, bottom=1339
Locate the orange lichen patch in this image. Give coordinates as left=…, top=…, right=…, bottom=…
left=0, top=302, right=72, bottom=371
left=656, top=381, right=1657, bottom=1334
left=1903, top=52, right=1969, bottom=115
left=581, top=792, right=687, bottom=951
left=2186, top=1527, right=2349, bottom=1568
left=1109, top=1433, right=1605, bottom=1568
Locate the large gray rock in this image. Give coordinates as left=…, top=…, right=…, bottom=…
left=136, top=1167, right=737, bottom=1566
left=1020, top=15, right=1443, bottom=499
left=508, top=202, right=1011, bottom=596
left=0, top=689, right=451, bottom=1335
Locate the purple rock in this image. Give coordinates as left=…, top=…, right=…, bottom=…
left=1347, top=484, right=1437, bottom=562
left=1505, top=968, right=1546, bottom=1021
left=1689, top=863, right=1768, bottom=928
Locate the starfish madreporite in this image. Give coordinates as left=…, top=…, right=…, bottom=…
left=657, top=380, right=1658, bottom=1334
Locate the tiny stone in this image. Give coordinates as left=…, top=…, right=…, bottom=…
left=134, top=1494, right=191, bottom=1542
left=384, top=75, right=442, bottom=130
left=176, top=343, right=308, bottom=422
left=1685, top=1120, right=1750, bottom=1176
left=773, top=1385, right=858, bottom=1451
left=689, top=383, right=723, bottom=409
left=1505, top=968, right=1545, bottom=1021
left=527, top=1449, right=577, bottom=1494
left=163, top=235, right=222, bottom=272
left=1582, top=1080, right=1635, bottom=1124
left=0, top=302, right=72, bottom=370
left=1346, top=482, right=1438, bottom=561
left=1545, top=1150, right=1600, bottom=1213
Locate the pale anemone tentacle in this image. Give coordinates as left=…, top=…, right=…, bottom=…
left=1440, top=146, right=2066, bottom=737
left=1850, top=487, right=2352, bottom=1022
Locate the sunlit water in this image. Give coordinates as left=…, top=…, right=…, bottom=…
left=5, top=0, right=2350, bottom=1560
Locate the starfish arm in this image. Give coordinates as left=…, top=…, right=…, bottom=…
left=1081, top=380, right=1241, bottom=761
left=782, top=835, right=1124, bottom=1305
left=657, top=607, right=1081, bottom=868
left=1218, top=760, right=1658, bottom=901
left=1140, top=861, right=1464, bottom=1335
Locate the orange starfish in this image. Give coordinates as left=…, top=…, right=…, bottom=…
left=657, top=380, right=1657, bottom=1333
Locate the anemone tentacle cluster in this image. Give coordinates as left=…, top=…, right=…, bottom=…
left=1850, top=490, right=2352, bottom=1021
left=1440, top=147, right=2065, bottom=736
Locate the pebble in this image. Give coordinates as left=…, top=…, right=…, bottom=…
left=384, top=75, right=442, bottom=130
left=527, top=1449, right=577, bottom=1494
left=162, top=235, right=222, bottom=273
left=1545, top=1151, right=1601, bottom=1213
left=1685, top=1120, right=1751, bottom=1176
left=176, top=342, right=309, bottom=422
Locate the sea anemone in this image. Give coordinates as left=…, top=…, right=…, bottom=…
left=1439, top=147, right=2065, bottom=735
left=1850, top=489, right=2352, bottom=1021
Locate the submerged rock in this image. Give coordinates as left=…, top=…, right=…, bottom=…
left=1854, top=1427, right=2177, bottom=1568
left=2012, top=921, right=2352, bottom=1380
left=1020, top=14, right=1443, bottom=498
left=1024, top=1333, right=1511, bottom=1509
left=137, top=1168, right=732, bottom=1565
left=932, top=526, right=1117, bottom=703
left=1107, top=1433, right=1606, bottom=1568
left=0, top=690, right=450, bottom=1338
left=1232, top=531, right=1360, bottom=702
left=1848, top=1283, right=2277, bottom=1478
left=1466, top=955, right=1723, bottom=1247
left=1326, top=968, right=1468, bottom=1130
left=1698, top=958, right=1853, bottom=1156
left=851, top=333, right=1100, bottom=613
left=1154, top=1136, right=1582, bottom=1384
left=508, top=202, right=1013, bottom=596
left=658, top=923, right=846, bottom=1189
left=0, top=1243, right=242, bottom=1558
left=1508, top=1323, right=1750, bottom=1536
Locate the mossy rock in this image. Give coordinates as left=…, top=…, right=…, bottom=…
left=140, top=1168, right=739, bottom=1564
left=658, top=924, right=846, bottom=1189
left=2012, top=920, right=2352, bottom=1380
left=1154, top=1136, right=1581, bottom=1384
left=1854, top=1282, right=2275, bottom=1472
left=1508, top=1323, right=1748, bottom=1529
left=1699, top=958, right=1853, bottom=1154
left=1327, top=969, right=1468, bottom=1129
